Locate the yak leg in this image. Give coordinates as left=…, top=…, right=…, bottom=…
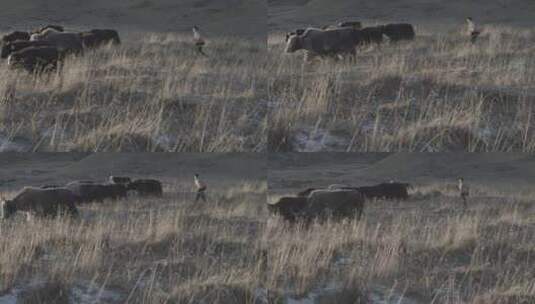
left=25, top=212, right=34, bottom=222
left=65, top=203, right=79, bottom=218
left=347, top=49, right=357, bottom=64
left=356, top=207, right=363, bottom=220
left=303, top=50, right=318, bottom=63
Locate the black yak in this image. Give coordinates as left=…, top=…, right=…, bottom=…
left=2, top=31, right=30, bottom=44
left=66, top=182, right=127, bottom=203
left=297, top=187, right=318, bottom=197
left=128, top=179, right=163, bottom=196
left=306, top=189, right=364, bottom=219
left=360, top=26, right=384, bottom=44
left=267, top=196, right=308, bottom=222
left=7, top=46, right=60, bottom=73
left=30, top=29, right=84, bottom=55
left=80, top=29, right=121, bottom=49
left=270, top=189, right=365, bottom=222
left=380, top=23, right=415, bottom=42
left=357, top=182, right=410, bottom=200
left=1, top=40, right=55, bottom=59
left=1, top=187, right=79, bottom=219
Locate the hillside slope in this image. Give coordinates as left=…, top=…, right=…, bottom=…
left=0, top=0, right=266, bottom=38
left=0, top=153, right=266, bottom=191
left=269, top=0, right=535, bottom=32
left=361, top=153, right=535, bottom=189
left=268, top=153, right=535, bottom=193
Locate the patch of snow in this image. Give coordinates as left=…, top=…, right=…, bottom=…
left=334, top=257, right=353, bottom=266
left=285, top=285, right=419, bottom=304
left=369, top=285, right=420, bottom=304
left=287, top=294, right=315, bottom=304
left=475, top=126, right=494, bottom=143
left=154, top=134, right=173, bottom=151
left=254, top=288, right=269, bottom=304
left=0, top=281, right=123, bottom=304
left=0, top=136, right=30, bottom=152
left=285, top=282, right=343, bottom=304
left=360, top=120, right=377, bottom=133
left=281, top=256, right=421, bottom=304
left=294, top=127, right=348, bottom=152
left=0, top=293, right=17, bottom=304
left=70, top=281, right=123, bottom=304
left=266, top=99, right=280, bottom=109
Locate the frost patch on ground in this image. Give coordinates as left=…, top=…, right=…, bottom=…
left=284, top=284, right=420, bottom=304
left=70, top=281, right=123, bottom=304
left=0, top=281, right=123, bottom=304
left=282, top=256, right=421, bottom=304
left=0, top=136, right=31, bottom=152
left=294, top=126, right=348, bottom=152
left=286, top=282, right=341, bottom=304
left=0, top=293, right=16, bottom=304
left=287, top=294, right=315, bottom=304
left=254, top=288, right=269, bottom=304
left=475, top=126, right=495, bottom=144
left=369, top=285, right=420, bottom=304
left=154, top=134, right=174, bottom=150
left=360, top=120, right=380, bottom=134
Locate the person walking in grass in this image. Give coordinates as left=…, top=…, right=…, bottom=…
left=458, top=177, right=469, bottom=209
left=194, top=173, right=207, bottom=202
left=465, top=17, right=481, bottom=44
left=192, top=25, right=207, bottom=56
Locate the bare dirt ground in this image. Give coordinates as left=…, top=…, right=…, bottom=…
left=267, top=153, right=535, bottom=303
left=268, top=0, right=535, bottom=152
left=0, top=153, right=267, bottom=303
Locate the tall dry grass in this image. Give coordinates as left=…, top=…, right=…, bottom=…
left=0, top=181, right=267, bottom=303
left=268, top=26, right=535, bottom=152
left=0, top=33, right=268, bottom=152
left=266, top=184, right=535, bottom=303
left=1, top=177, right=534, bottom=303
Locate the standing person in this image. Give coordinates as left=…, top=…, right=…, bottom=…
left=192, top=25, right=207, bottom=56
left=194, top=173, right=207, bottom=202
left=465, top=17, right=481, bottom=44
left=458, top=177, right=469, bottom=209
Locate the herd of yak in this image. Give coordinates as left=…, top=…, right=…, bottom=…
left=0, top=176, right=162, bottom=220
left=284, top=21, right=416, bottom=62
left=268, top=182, right=411, bottom=222
left=1, top=24, right=120, bottom=73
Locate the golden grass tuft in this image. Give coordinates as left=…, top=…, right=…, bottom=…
left=0, top=182, right=267, bottom=303
left=266, top=183, right=535, bottom=303
left=268, top=26, right=535, bottom=151
left=0, top=33, right=268, bottom=152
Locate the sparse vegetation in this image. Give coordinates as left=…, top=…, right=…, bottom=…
left=267, top=184, right=535, bottom=303
left=0, top=33, right=268, bottom=152
left=268, top=26, right=535, bottom=152
left=0, top=181, right=267, bottom=303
